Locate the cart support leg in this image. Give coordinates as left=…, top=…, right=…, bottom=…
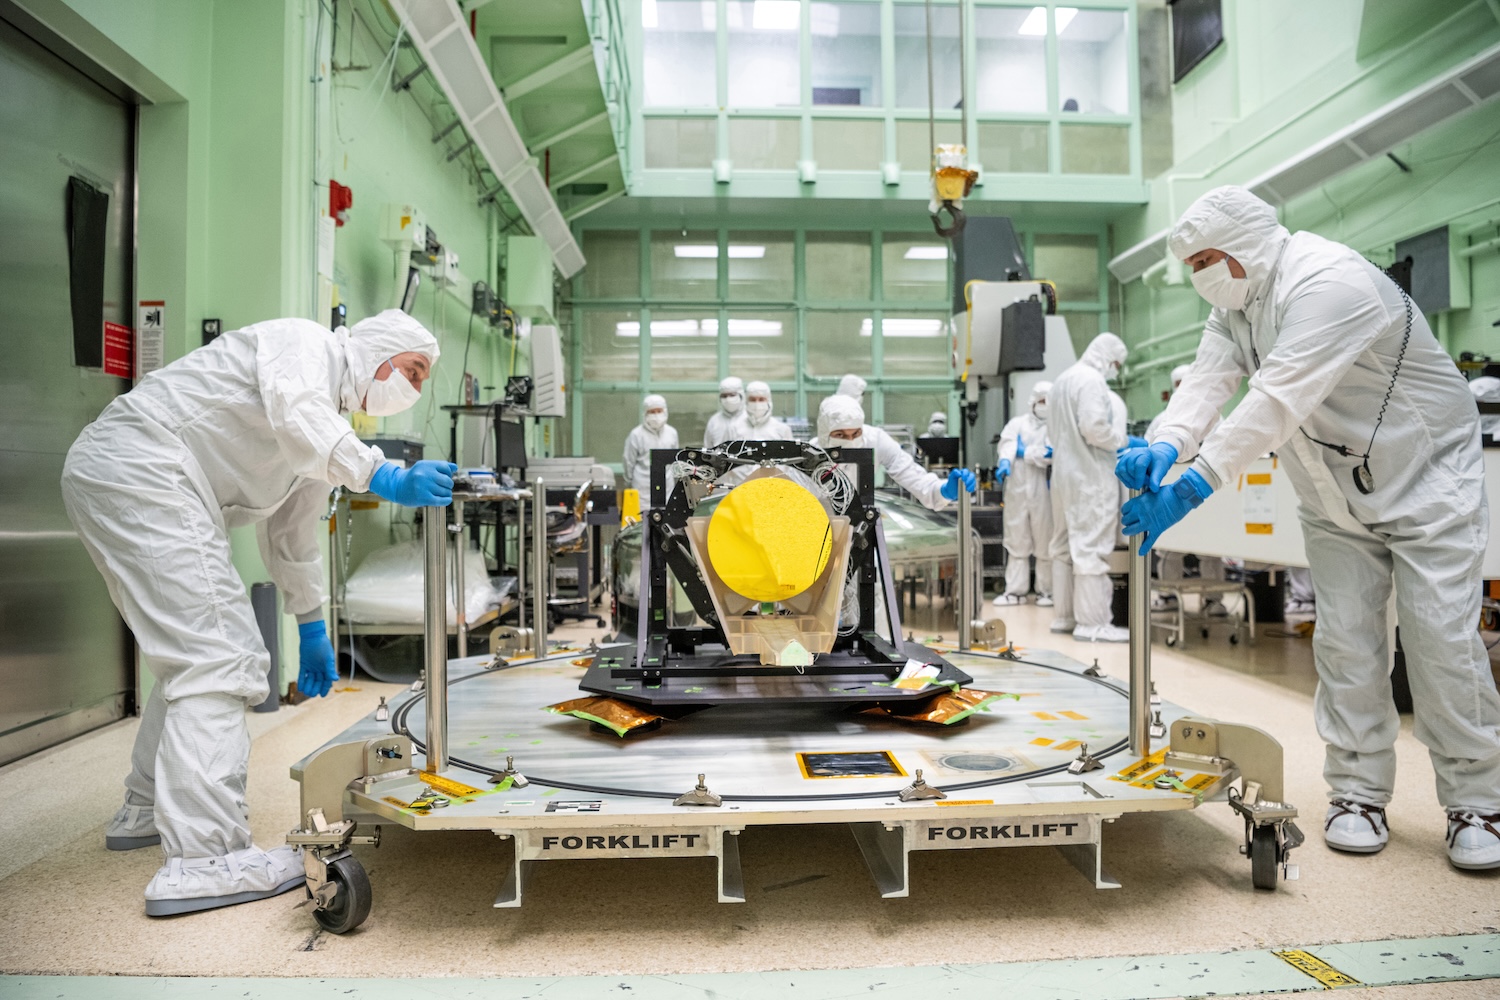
left=850, top=822, right=909, bottom=898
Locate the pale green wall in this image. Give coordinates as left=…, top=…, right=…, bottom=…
left=1114, top=0, right=1500, bottom=419
left=33, top=0, right=528, bottom=689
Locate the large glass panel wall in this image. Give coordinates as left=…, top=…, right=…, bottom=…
left=641, top=0, right=717, bottom=107
left=636, top=0, right=1137, bottom=182
left=569, top=224, right=1109, bottom=463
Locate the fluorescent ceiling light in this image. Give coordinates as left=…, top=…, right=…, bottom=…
left=616, top=321, right=641, bottom=337
left=726, top=319, right=784, bottom=336
left=1019, top=6, right=1075, bottom=36
left=650, top=319, right=707, bottom=337
left=672, top=244, right=767, bottom=258
left=904, top=246, right=948, bottom=260
left=642, top=0, right=658, bottom=29
left=753, top=0, right=800, bottom=31
left=859, top=318, right=945, bottom=338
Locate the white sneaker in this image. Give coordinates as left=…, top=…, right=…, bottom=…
left=144, top=845, right=305, bottom=916
left=992, top=593, right=1023, bottom=606
left=1049, top=617, right=1076, bottom=634
left=1323, top=800, right=1389, bottom=854
left=106, top=802, right=160, bottom=851
left=1446, top=810, right=1500, bottom=870
left=1073, top=624, right=1130, bottom=643
left=1035, top=595, right=1054, bottom=607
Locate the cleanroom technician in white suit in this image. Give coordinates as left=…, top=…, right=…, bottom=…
left=738, top=380, right=794, bottom=441
left=622, top=393, right=680, bottom=508
left=818, top=394, right=974, bottom=511
left=703, top=376, right=745, bottom=447
left=1119, top=185, right=1500, bottom=870
left=61, top=309, right=455, bottom=916
left=1048, top=333, right=1131, bottom=642
left=994, top=381, right=1053, bottom=606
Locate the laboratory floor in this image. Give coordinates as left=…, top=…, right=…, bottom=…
left=0, top=599, right=1496, bottom=999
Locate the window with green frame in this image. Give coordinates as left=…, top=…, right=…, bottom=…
left=566, top=225, right=1109, bottom=463
left=634, top=0, right=1138, bottom=182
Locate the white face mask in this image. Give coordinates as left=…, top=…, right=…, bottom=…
left=644, top=411, right=667, bottom=432
left=747, top=400, right=770, bottom=423
left=1105, top=361, right=1121, bottom=380
left=1190, top=257, right=1251, bottom=311
left=1033, top=401, right=1048, bottom=421
left=363, top=360, right=422, bottom=416
left=720, top=393, right=743, bottom=415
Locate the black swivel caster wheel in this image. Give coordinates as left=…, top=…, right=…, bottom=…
left=1229, top=633, right=1240, bottom=646
left=312, top=855, right=372, bottom=934
left=1165, top=635, right=1177, bottom=647
left=1250, top=825, right=1279, bottom=891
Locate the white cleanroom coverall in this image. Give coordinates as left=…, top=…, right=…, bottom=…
left=703, top=376, right=745, bottom=448
left=819, top=395, right=950, bottom=511
left=1154, top=184, right=1500, bottom=813
left=622, top=394, right=680, bottom=509
left=1047, top=333, right=1129, bottom=638
left=997, top=383, right=1052, bottom=599
left=61, top=310, right=440, bottom=902
left=737, top=380, right=794, bottom=441
left=837, top=373, right=867, bottom=401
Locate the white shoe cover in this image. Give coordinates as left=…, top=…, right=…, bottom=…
left=1323, top=800, right=1389, bottom=854
left=106, top=802, right=160, bottom=851
left=1446, top=810, right=1500, bottom=870
left=993, top=593, right=1023, bottom=606
left=144, top=845, right=304, bottom=916
left=1035, top=595, right=1054, bottom=607
left=1049, top=618, right=1077, bottom=634
left=1073, top=624, right=1130, bottom=643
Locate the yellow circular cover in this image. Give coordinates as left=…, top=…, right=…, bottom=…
left=707, top=477, right=832, bottom=602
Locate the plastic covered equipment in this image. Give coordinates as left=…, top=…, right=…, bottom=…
left=343, top=539, right=499, bottom=625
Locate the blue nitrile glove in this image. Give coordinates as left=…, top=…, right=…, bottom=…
left=940, top=467, right=978, bottom=501
left=1015, top=437, right=1026, bottom=459
left=996, top=458, right=1012, bottom=483
left=1120, top=468, right=1213, bottom=555
left=297, top=620, right=338, bottom=698
left=1116, top=441, right=1178, bottom=491
left=368, top=460, right=458, bottom=507
left=1045, top=446, right=1053, bottom=459
left=1127, top=435, right=1148, bottom=449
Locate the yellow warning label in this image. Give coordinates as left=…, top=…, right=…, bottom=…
left=1053, top=740, right=1083, bottom=752
left=1246, top=523, right=1274, bottom=534
left=1273, top=950, right=1362, bottom=988
left=419, top=772, right=484, bottom=798
left=1058, top=711, right=1089, bottom=721
left=935, top=799, right=995, bottom=807
left=1030, top=738, right=1055, bottom=747
left=1246, top=473, right=1272, bottom=485
left=1110, top=748, right=1168, bottom=784
left=1031, top=711, right=1059, bottom=721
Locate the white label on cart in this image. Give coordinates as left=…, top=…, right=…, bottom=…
left=916, top=814, right=1094, bottom=850
left=521, top=827, right=719, bottom=859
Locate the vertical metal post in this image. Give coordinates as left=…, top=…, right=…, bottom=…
left=422, top=504, right=448, bottom=773
left=956, top=473, right=973, bottom=650
left=1127, top=488, right=1151, bottom=757
left=531, top=476, right=547, bottom=658
left=453, top=499, right=467, bottom=659
left=515, top=494, right=527, bottom=636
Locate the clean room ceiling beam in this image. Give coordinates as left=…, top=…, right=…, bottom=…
left=550, top=153, right=620, bottom=192
left=386, top=0, right=585, bottom=278
left=530, top=110, right=610, bottom=151
left=501, top=45, right=595, bottom=102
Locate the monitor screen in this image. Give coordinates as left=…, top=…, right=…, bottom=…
left=916, top=436, right=961, bottom=465
left=1169, top=0, right=1224, bottom=84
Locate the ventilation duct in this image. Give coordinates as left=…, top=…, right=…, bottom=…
left=387, top=0, right=587, bottom=278
left=1109, top=41, right=1500, bottom=283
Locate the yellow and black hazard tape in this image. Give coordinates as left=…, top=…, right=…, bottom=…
left=1274, top=949, right=1363, bottom=988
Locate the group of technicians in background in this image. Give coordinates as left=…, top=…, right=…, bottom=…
left=623, top=372, right=974, bottom=512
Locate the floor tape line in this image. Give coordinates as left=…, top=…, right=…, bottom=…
left=5, top=934, right=1496, bottom=999
left=1273, top=948, right=1363, bottom=988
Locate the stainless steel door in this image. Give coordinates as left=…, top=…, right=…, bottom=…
left=0, top=16, right=134, bottom=765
